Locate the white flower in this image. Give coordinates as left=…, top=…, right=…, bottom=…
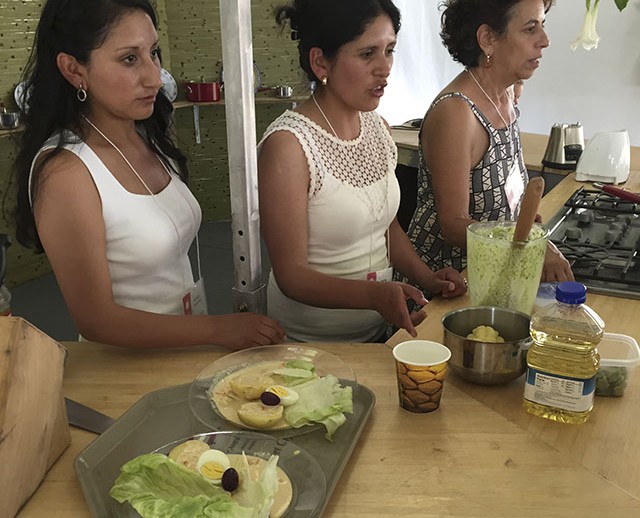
left=571, top=0, right=601, bottom=51
left=570, top=0, right=630, bottom=51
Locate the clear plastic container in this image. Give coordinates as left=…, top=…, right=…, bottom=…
left=523, top=281, right=604, bottom=424
left=595, top=333, right=640, bottom=397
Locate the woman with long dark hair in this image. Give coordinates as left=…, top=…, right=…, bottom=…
left=13, top=0, right=284, bottom=348
left=258, top=0, right=466, bottom=343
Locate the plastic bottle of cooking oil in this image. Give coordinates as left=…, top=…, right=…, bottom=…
left=523, top=281, right=604, bottom=424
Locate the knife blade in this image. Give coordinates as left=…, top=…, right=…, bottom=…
left=65, top=397, right=115, bottom=434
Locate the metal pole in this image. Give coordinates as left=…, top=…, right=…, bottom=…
left=219, top=0, right=266, bottom=314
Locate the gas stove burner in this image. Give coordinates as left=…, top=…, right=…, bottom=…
left=547, top=187, right=640, bottom=299
left=563, top=188, right=640, bottom=215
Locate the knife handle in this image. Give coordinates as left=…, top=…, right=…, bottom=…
left=601, top=184, right=640, bottom=204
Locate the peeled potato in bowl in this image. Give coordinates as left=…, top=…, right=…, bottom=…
left=442, top=306, right=531, bottom=385
left=467, top=325, right=505, bottom=343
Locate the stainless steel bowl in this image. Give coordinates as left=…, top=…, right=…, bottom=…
left=442, top=306, right=531, bottom=385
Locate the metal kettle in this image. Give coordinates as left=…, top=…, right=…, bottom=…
left=542, top=123, right=585, bottom=170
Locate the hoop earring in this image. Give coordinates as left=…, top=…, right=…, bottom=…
left=484, top=53, right=492, bottom=68
left=321, top=76, right=328, bottom=86
left=77, top=85, right=87, bottom=102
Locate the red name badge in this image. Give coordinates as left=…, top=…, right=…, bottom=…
left=182, top=293, right=193, bottom=315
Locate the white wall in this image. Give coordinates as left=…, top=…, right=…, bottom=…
left=379, top=0, right=640, bottom=146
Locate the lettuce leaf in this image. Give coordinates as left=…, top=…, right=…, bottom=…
left=283, top=374, right=353, bottom=440
left=271, top=367, right=316, bottom=386
left=109, top=453, right=278, bottom=518
left=284, top=359, right=315, bottom=372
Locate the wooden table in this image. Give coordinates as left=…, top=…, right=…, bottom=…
left=391, top=128, right=640, bottom=174
left=17, top=172, right=640, bottom=516
left=16, top=338, right=640, bottom=518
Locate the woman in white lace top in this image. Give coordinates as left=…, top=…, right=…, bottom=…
left=258, top=0, right=467, bottom=343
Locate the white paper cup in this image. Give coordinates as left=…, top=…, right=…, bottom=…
left=392, top=340, right=451, bottom=413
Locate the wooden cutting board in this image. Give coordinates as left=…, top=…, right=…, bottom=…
left=0, top=317, right=70, bottom=518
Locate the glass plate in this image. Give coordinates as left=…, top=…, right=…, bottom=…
left=188, top=345, right=357, bottom=438
left=114, top=430, right=327, bottom=517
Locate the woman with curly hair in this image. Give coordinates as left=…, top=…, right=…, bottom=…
left=406, top=0, right=573, bottom=282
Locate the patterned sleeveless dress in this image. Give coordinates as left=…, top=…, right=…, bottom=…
left=406, top=92, right=527, bottom=272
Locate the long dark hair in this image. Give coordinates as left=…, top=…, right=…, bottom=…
left=13, top=0, right=188, bottom=252
left=440, top=0, right=554, bottom=67
left=275, top=0, right=401, bottom=82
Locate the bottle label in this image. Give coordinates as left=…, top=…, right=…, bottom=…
left=523, top=367, right=595, bottom=412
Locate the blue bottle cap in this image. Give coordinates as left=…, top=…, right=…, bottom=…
left=555, top=281, right=587, bottom=304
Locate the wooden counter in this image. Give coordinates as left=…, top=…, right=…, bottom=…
left=16, top=338, right=640, bottom=518
left=15, top=171, right=640, bottom=517
left=391, top=127, right=640, bottom=174
left=386, top=169, right=640, bottom=506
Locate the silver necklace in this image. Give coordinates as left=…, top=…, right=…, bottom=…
left=82, top=114, right=204, bottom=281
left=312, top=93, right=340, bottom=138
left=466, top=69, right=510, bottom=129
left=82, top=115, right=161, bottom=195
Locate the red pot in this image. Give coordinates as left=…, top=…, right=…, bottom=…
left=184, top=81, right=221, bottom=102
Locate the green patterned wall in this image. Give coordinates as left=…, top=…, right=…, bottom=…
left=0, top=0, right=304, bottom=287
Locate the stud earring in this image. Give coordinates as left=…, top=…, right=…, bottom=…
left=485, top=53, right=492, bottom=68
left=321, top=76, right=328, bottom=86
left=76, top=85, right=87, bottom=102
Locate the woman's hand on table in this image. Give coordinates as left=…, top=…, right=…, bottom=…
left=373, top=282, right=428, bottom=337
left=426, top=268, right=468, bottom=299
left=542, top=241, right=574, bottom=282
left=211, top=313, right=286, bottom=350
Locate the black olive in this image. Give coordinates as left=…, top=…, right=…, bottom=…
left=260, top=390, right=281, bottom=406
left=221, top=467, right=240, bottom=492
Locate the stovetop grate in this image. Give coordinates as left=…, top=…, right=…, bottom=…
left=547, top=188, right=640, bottom=299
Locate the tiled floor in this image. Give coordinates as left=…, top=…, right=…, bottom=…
left=11, top=220, right=270, bottom=341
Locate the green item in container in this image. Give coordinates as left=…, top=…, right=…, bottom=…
left=467, top=221, right=548, bottom=315
left=595, top=366, right=629, bottom=397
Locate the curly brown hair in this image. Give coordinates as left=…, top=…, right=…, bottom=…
left=440, top=0, right=554, bottom=68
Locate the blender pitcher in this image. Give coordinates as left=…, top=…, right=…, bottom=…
left=466, top=222, right=548, bottom=315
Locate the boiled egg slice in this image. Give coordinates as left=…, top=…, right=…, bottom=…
left=266, top=385, right=299, bottom=406
left=196, top=449, right=231, bottom=484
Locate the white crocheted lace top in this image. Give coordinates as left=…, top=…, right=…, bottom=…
left=258, top=109, right=400, bottom=342
left=260, top=109, right=397, bottom=221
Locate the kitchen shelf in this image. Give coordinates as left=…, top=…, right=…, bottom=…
left=0, top=125, right=23, bottom=139
left=172, top=94, right=308, bottom=109
left=0, top=95, right=309, bottom=141
left=173, top=94, right=309, bottom=144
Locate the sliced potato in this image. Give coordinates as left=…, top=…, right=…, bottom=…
left=237, top=401, right=284, bottom=429
left=229, top=374, right=275, bottom=400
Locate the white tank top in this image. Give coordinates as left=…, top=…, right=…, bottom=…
left=259, top=110, right=400, bottom=342
left=30, top=132, right=201, bottom=315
